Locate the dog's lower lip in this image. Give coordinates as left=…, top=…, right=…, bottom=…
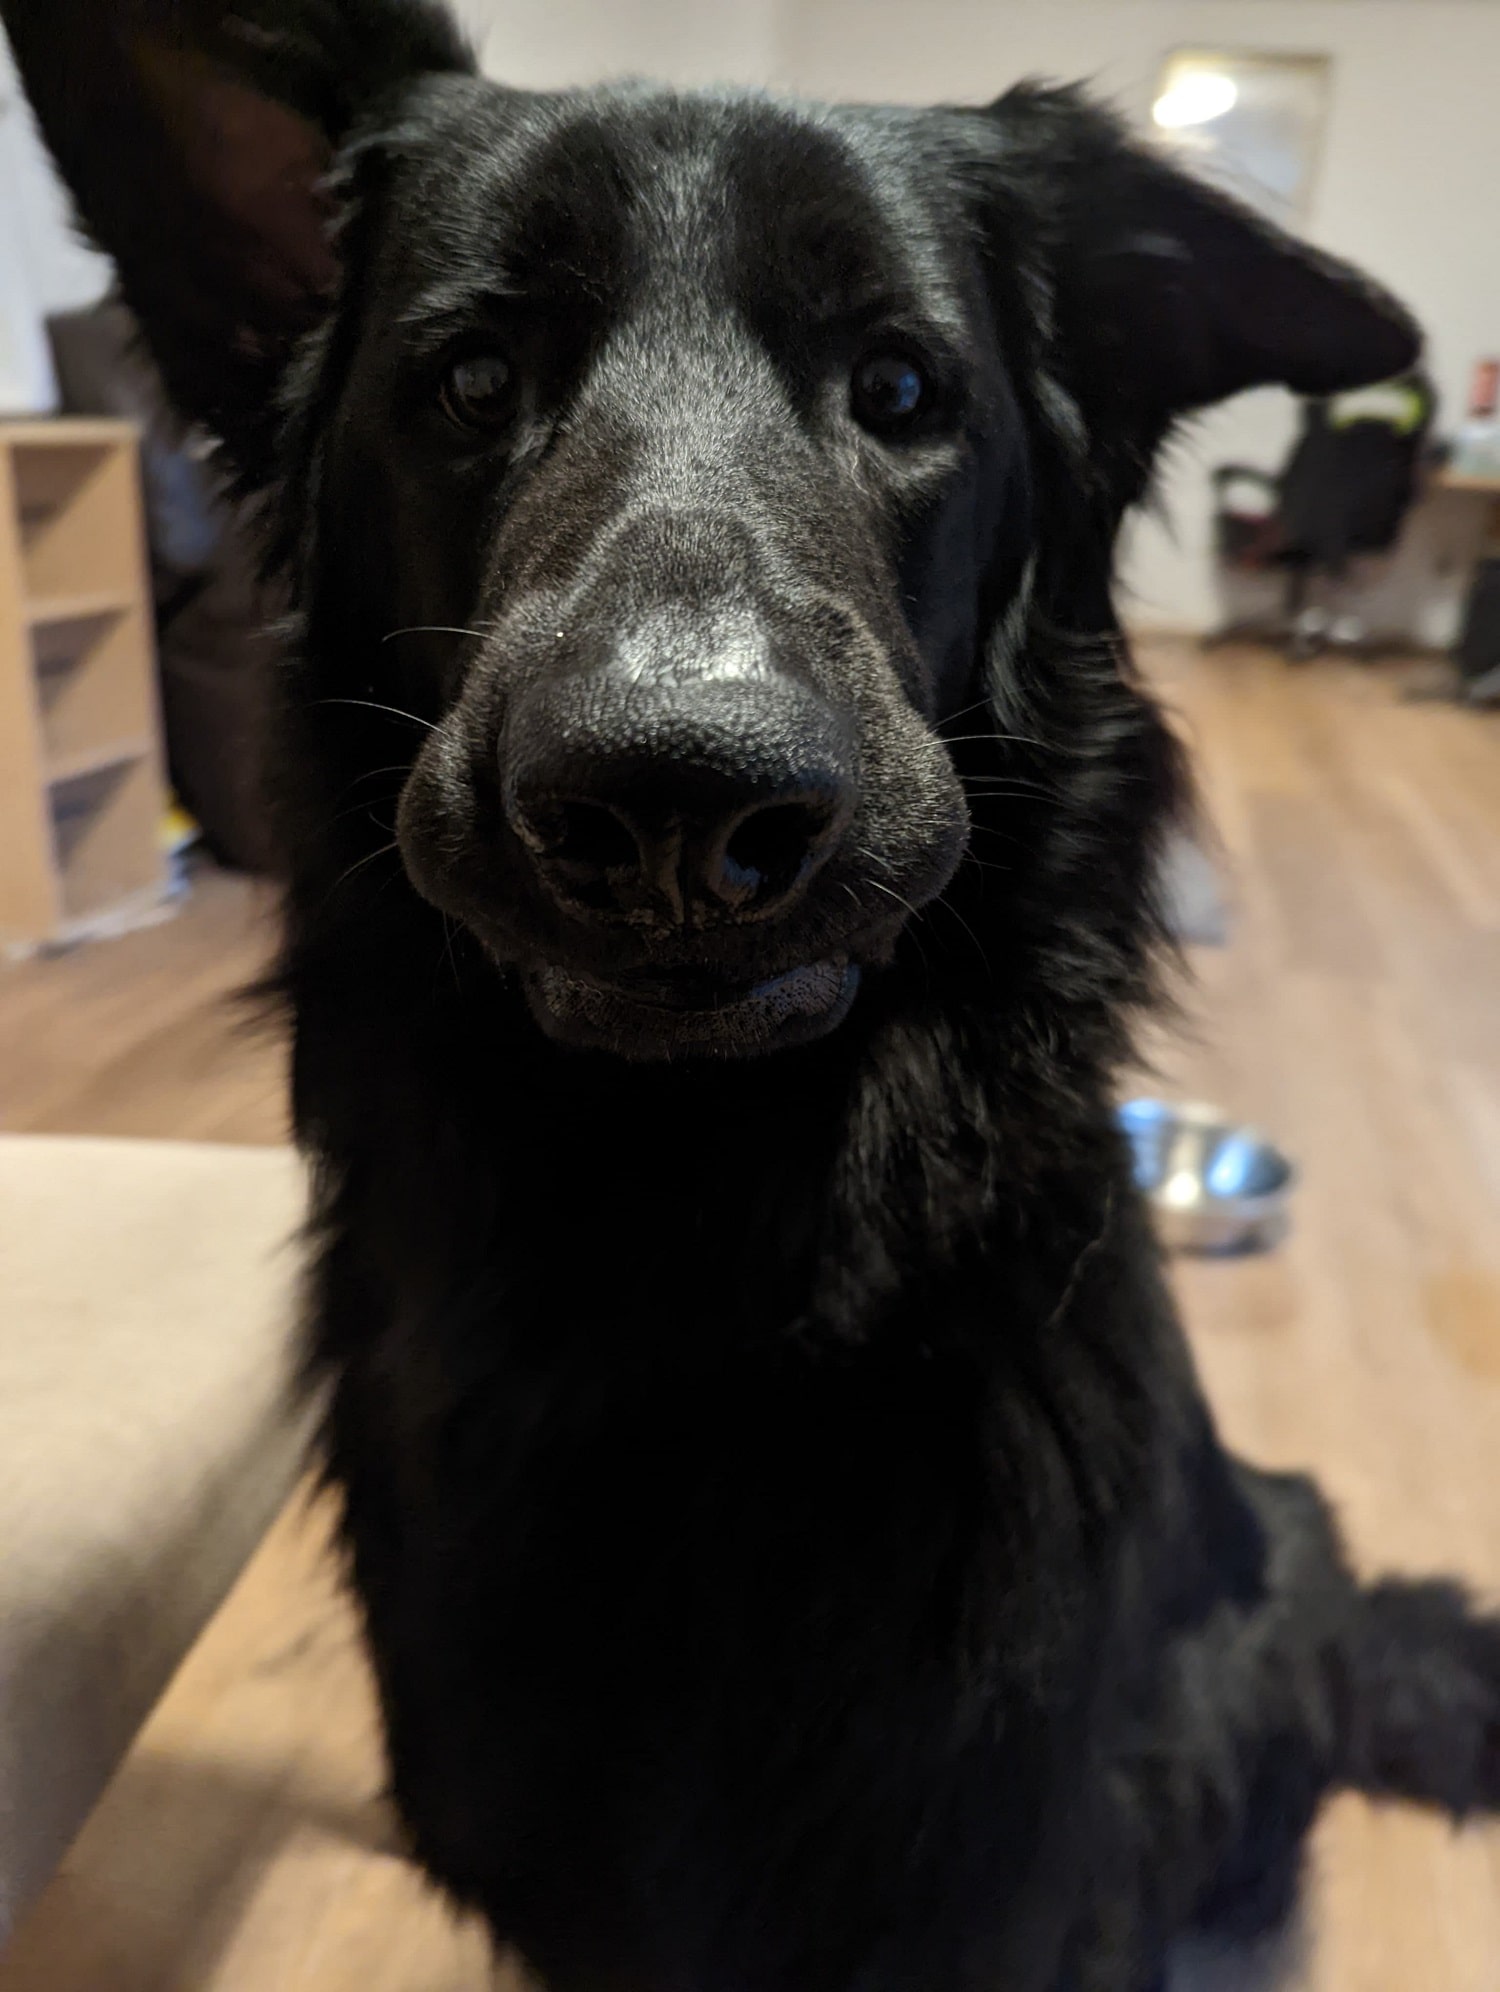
left=527, top=959, right=859, bottom=1056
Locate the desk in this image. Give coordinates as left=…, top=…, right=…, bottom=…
left=1437, top=467, right=1500, bottom=693
left=1437, top=464, right=1500, bottom=527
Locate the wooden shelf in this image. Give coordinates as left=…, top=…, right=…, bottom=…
left=0, top=416, right=141, bottom=448
left=0, top=419, right=166, bottom=946
left=25, top=589, right=135, bottom=626
left=46, top=736, right=154, bottom=786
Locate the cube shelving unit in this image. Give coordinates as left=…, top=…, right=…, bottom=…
left=0, top=418, right=167, bottom=949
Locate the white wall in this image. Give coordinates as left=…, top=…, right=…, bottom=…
left=0, top=33, right=110, bottom=317
left=465, top=0, right=778, bottom=89
left=776, top=0, right=1500, bottom=638
left=0, top=29, right=112, bottom=408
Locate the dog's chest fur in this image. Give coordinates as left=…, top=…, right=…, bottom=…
left=302, top=969, right=1196, bottom=1992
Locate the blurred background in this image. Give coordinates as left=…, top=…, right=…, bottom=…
left=7, top=0, right=1500, bottom=644
left=0, top=6, right=1497, bottom=1990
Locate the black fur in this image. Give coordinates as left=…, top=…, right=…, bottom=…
left=8, top=3, right=1498, bottom=1986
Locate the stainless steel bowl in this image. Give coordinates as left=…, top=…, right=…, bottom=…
left=1119, top=1099, right=1295, bottom=1255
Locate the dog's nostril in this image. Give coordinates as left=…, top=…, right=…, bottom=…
left=720, top=800, right=833, bottom=902
left=507, top=674, right=852, bottom=925
left=531, top=799, right=640, bottom=876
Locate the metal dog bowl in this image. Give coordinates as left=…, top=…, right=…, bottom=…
left=1119, top=1099, right=1295, bottom=1255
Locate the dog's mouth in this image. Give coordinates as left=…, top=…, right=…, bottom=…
left=523, top=957, right=860, bottom=1060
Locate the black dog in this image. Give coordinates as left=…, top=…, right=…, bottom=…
left=11, top=3, right=1499, bottom=1985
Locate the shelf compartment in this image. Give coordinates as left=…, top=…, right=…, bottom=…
left=46, top=738, right=154, bottom=786
left=14, top=440, right=144, bottom=602
left=50, top=755, right=166, bottom=925
left=31, top=603, right=157, bottom=770
left=26, top=589, right=137, bottom=625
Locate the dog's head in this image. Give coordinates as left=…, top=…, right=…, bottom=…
left=8, top=0, right=1419, bottom=1061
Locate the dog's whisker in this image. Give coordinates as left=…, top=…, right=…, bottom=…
left=932, top=893, right=994, bottom=981
left=963, top=780, right=1064, bottom=798
left=859, top=846, right=995, bottom=978
left=316, top=696, right=436, bottom=731
left=935, top=693, right=994, bottom=729
left=965, top=822, right=1027, bottom=853
left=437, top=912, right=466, bottom=999
left=329, top=765, right=417, bottom=816
left=381, top=624, right=488, bottom=643
left=861, top=875, right=932, bottom=986
left=864, top=874, right=922, bottom=923
left=939, top=730, right=1057, bottom=752
left=340, top=763, right=419, bottom=787
left=327, top=796, right=404, bottom=832
left=327, top=839, right=402, bottom=899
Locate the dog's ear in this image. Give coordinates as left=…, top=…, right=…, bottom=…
left=2, top=0, right=471, bottom=462
left=978, top=83, right=1420, bottom=445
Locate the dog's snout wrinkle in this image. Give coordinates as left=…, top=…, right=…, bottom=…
left=549, top=504, right=787, bottom=638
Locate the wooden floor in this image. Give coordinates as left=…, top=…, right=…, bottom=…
left=1, top=639, right=1498, bottom=1989
left=0, top=871, right=287, bottom=1144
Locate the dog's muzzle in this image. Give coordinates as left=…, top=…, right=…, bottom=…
left=526, top=957, right=861, bottom=1060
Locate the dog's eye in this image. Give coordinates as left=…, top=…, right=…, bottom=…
left=439, top=353, right=514, bottom=432
left=850, top=352, right=929, bottom=432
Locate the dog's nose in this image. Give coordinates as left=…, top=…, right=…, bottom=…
left=504, top=676, right=853, bottom=927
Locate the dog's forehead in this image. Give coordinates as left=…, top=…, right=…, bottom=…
left=387, top=79, right=961, bottom=322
